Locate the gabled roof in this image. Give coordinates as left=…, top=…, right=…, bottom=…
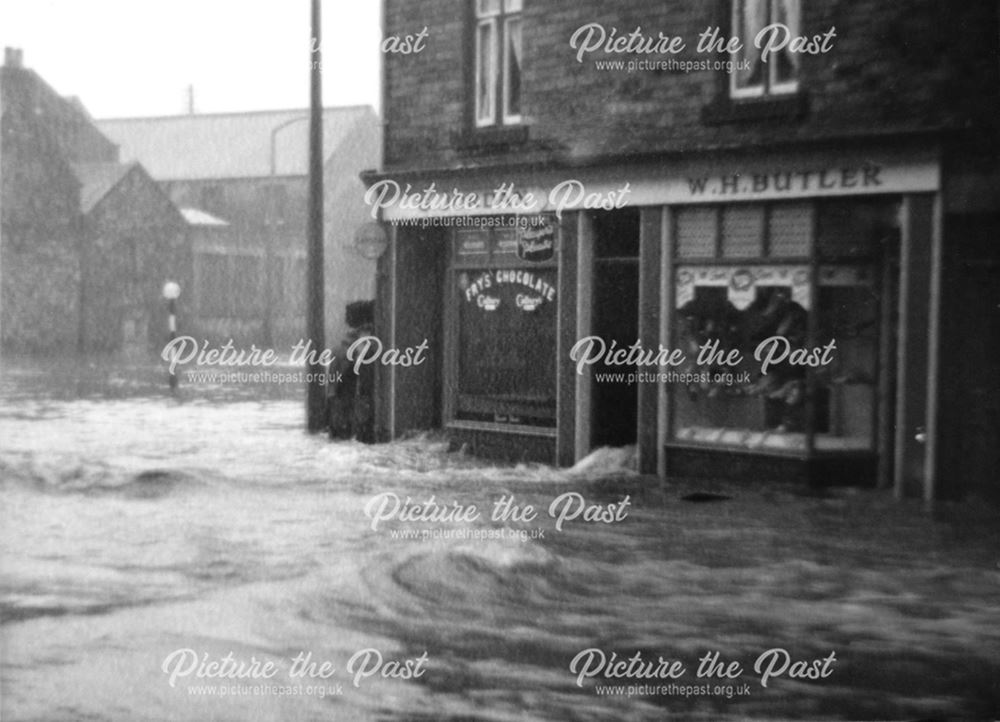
left=72, top=162, right=135, bottom=213
left=97, top=106, right=377, bottom=181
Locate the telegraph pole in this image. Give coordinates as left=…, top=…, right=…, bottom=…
left=306, top=0, right=326, bottom=432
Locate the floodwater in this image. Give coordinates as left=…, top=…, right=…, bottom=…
left=1, top=361, right=998, bottom=721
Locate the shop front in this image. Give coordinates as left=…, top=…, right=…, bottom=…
left=368, top=141, right=944, bottom=496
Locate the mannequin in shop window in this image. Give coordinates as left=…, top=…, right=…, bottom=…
left=677, top=284, right=812, bottom=434
left=677, top=288, right=742, bottom=399
left=744, top=287, right=810, bottom=432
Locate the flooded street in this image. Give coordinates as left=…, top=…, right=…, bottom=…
left=1, top=362, right=998, bottom=721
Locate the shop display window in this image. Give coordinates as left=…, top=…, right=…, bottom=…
left=670, top=199, right=895, bottom=454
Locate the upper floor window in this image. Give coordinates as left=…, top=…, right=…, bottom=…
left=731, top=0, right=801, bottom=98
left=474, top=0, right=522, bottom=127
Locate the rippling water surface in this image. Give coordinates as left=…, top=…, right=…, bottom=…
left=1, top=362, right=998, bottom=721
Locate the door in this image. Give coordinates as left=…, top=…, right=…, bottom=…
left=590, top=209, right=641, bottom=448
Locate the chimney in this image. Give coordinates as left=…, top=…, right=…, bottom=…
left=4, top=47, right=24, bottom=68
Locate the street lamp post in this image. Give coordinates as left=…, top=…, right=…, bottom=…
left=305, top=0, right=326, bottom=432
left=266, top=115, right=308, bottom=350
left=269, top=116, right=310, bottom=177
left=162, top=281, right=181, bottom=393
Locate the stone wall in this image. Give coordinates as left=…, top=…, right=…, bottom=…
left=382, top=0, right=1000, bottom=171
left=80, top=166, right=189, bottom=354
left=1, top=65, right=83, bottom=353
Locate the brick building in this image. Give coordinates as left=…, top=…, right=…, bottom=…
left=99, top=107, right=381, bottom=349
left=365, top=0, right=1000, bottom=500
left=1, top=48, right=187, bottom=354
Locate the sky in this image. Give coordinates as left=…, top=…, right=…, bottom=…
left=0, top=0, right=382, bottom=118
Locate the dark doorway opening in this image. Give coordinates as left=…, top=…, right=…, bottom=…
left=591, top=209, right=641, bottom=448
left=939, top=214, right=1000, bottom=500
left=381, top=227, right=446, bottom=437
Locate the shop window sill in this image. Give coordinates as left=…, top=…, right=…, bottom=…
left=446, top=419, right=557, bottom=438
left=663, top=438, right=874, bottom=459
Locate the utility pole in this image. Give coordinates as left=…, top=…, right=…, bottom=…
left=305, top=0, right=326, bottom=432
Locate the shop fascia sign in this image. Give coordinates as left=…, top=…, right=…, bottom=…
left=460, top=269, right=557, bottom=313
left=366, top=179, right=631, bottom=221
left=370, top=149, right=939, bottom=221
left=625, top=148, right=941, bottom=206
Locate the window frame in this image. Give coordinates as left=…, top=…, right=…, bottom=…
left=729, top=0, right=802, bottom=100
left=501, top=14, right=523, bottom=125
left=473, top=0, right=523, bottom=128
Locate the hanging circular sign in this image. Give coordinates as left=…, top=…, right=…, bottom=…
left=353, top=222, right=389, bottom=260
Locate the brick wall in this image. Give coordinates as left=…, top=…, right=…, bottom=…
left=382, top=0, right=1000, bottom=171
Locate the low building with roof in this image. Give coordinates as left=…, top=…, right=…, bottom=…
left=73, top=161, right=188, bottom=354
left=99, top=106, right=381, bottom=350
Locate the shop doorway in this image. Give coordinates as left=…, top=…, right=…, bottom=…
left=389, top=227, right=446, bottom=434
left=590, top=209, right=640, bottom=448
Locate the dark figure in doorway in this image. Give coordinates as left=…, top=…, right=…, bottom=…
left=327, top=301, right=376, bottom=443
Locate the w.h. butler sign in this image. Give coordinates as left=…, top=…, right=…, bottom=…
left=638, top=147, right=939, bottom=205
left=368, top=147, right=939, bottom=222
left=685, top=164, right=886, bottom=199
